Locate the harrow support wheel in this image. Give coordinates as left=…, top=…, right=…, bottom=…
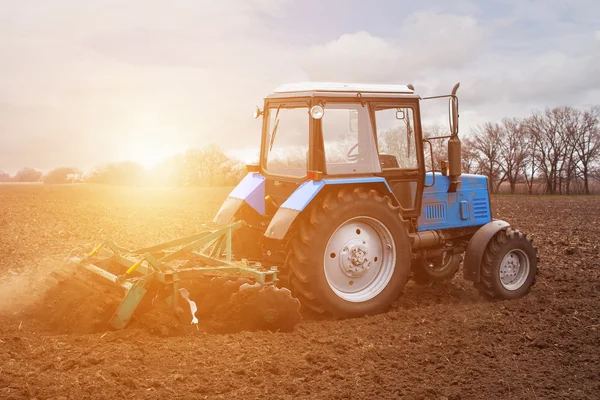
left=410, top=251, right=463, bottom=285
left=287, top=187, right=411, bottom=317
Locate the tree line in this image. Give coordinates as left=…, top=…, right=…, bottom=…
left=2, top=105, right=599, bottom=194
left=460, top=106, right=600, bottom=194
left=0, top=144, right=247, bottom=187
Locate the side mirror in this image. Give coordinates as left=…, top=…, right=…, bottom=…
left=349, top=109, right=358, bottom=132
left=396, top=109, right=405, bottom=120
left=253, top=106, right=263, bottom=119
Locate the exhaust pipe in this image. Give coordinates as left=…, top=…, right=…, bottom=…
left=448, top=83, right=461, bottom=192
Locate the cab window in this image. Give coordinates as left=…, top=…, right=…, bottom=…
left=320, top=104, right=381, bottom=175
left=374, top=108, right=418, bottom=169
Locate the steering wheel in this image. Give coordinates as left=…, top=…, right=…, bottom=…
left=346, top=143, right=360, bottom=161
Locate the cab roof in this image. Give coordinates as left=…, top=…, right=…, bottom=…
left=268, top=82, right=418, bottom=99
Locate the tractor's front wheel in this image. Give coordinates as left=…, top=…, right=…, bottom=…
left=287, top=188, right=411, bottom=317
left=477, top=228, right=537, bottom=299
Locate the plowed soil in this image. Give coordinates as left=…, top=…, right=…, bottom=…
left=1, top=184, right=599, bottom=400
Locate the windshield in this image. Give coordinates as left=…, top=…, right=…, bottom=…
left=320, top=103, right=381, bottom=175
left=263, top=106, right=309, bottom=177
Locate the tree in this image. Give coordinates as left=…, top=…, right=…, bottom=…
left=422, top=124, right=449, bottom=172
left=14, top=168, right=43, bottom=182
left=215, top=158, right=247, bottom=185
left=465, top=122, right=504, bottom=193
left=520, top=127, right=539, bottom=195
left=42, top=167, right=81, bottom=184
left=0, top=171, right=12, bottom=182
left=185, top=145, right=232, bottom=186
left=568, top=106, right=600, bottom=194
left=87, top=162, right=146, bottom=186
left=498, top=118, right=529, bottom=194
left=525, top=108, right=570, bottom=194
left=460, top=139, right=478, bottom=174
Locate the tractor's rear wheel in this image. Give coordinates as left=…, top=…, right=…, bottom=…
left=477, top=228, right=537, bottom=299
left=287, top=188, right=411, bottom=317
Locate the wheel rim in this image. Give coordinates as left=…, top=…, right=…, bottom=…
left=323, top=216, right=396, bottom=303
left=499, top=249, right=530, bottom=291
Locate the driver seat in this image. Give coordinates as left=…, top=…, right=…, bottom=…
left=379, top=153, right=399, bottom=169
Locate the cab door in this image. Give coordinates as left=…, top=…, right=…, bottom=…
left=371, top=101, right=425, bottom=223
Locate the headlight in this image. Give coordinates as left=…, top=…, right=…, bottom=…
left=310, top=105, right=324, bottom=119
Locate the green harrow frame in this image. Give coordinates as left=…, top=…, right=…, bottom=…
left=72, top=221, right=279, bottom=329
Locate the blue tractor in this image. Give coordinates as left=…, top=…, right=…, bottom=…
left=214, top=82, right=538, bottom=317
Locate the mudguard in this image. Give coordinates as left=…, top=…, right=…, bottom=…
left=463, top=220, right=510, bottom=282
left=264, top=177, right=392, bottom=239
left=213, top=173, right=265, bottom=225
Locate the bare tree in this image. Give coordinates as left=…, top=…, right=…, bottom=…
left=422, top=124, right=448, bottom=172
left=460, top=139, right=478, bottom=174
left=185, top=145, right=246, bottom=186
left=87, top=162, right=146, bottom=186
left=14, top=168, right=43, bottom=182
left=498, top=118, right=528, bottom=194
left=0, top=171, right=12, bottom=182
left=525, top=108, right=571, bottom=194
left=520, top=125, right=539, bottom=195
left=43, top=167, right=81, bottom=184
left=568, top=106, right=600, bottom=194
left=466, top=122, right=504, bottom=193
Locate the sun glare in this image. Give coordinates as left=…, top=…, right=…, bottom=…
left=128, top=142, right=183, bottom=169
left=117, top=114, right=186, bottom=169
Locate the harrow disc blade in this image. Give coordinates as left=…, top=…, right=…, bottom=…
left=212, top=282, right=302, bottom=333
left=194, top=277, right=251, bottom=318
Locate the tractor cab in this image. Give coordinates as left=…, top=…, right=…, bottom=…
left=257, top=83, right=426, bottom=219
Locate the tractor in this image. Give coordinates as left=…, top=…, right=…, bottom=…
left=56, top=82, right=537, bottom=332
left=214, top=82, right=538, bottom=317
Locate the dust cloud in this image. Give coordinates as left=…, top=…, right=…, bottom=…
left=0, top=258, right=59, bottom=314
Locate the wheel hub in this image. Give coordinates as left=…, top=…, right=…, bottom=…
left=323, top=216, right=396, bottom=303
left=340, top=240, right=371, bottom=277
left=499, top=249, right=530, bottom=290
left=500, top=256, right=520, bottom=280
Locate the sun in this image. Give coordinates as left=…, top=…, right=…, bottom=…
left=117, top=114, right=186, bottom=169
left=128, top=141, right=183, bottom=169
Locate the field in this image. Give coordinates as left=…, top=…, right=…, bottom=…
left=1, top=184, right=599, bottom=399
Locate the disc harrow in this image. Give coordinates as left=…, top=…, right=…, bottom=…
left=56, top=221, right=301, bottom=332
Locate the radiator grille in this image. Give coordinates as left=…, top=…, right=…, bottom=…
left=425, top=203, right=446, bottom=221
left=473, top=198, right=489, bottom=219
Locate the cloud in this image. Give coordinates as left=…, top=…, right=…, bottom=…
left=300, top=11, right=489, bottom=83
left=400, top=11, right=489, bottom=69
left=301, top=32, right=401, bottom=82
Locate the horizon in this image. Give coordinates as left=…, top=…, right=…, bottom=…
left=0, top=145, right=259, bottom=175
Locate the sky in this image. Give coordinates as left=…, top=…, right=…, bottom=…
left=0, top=0, right=599, bottom=173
